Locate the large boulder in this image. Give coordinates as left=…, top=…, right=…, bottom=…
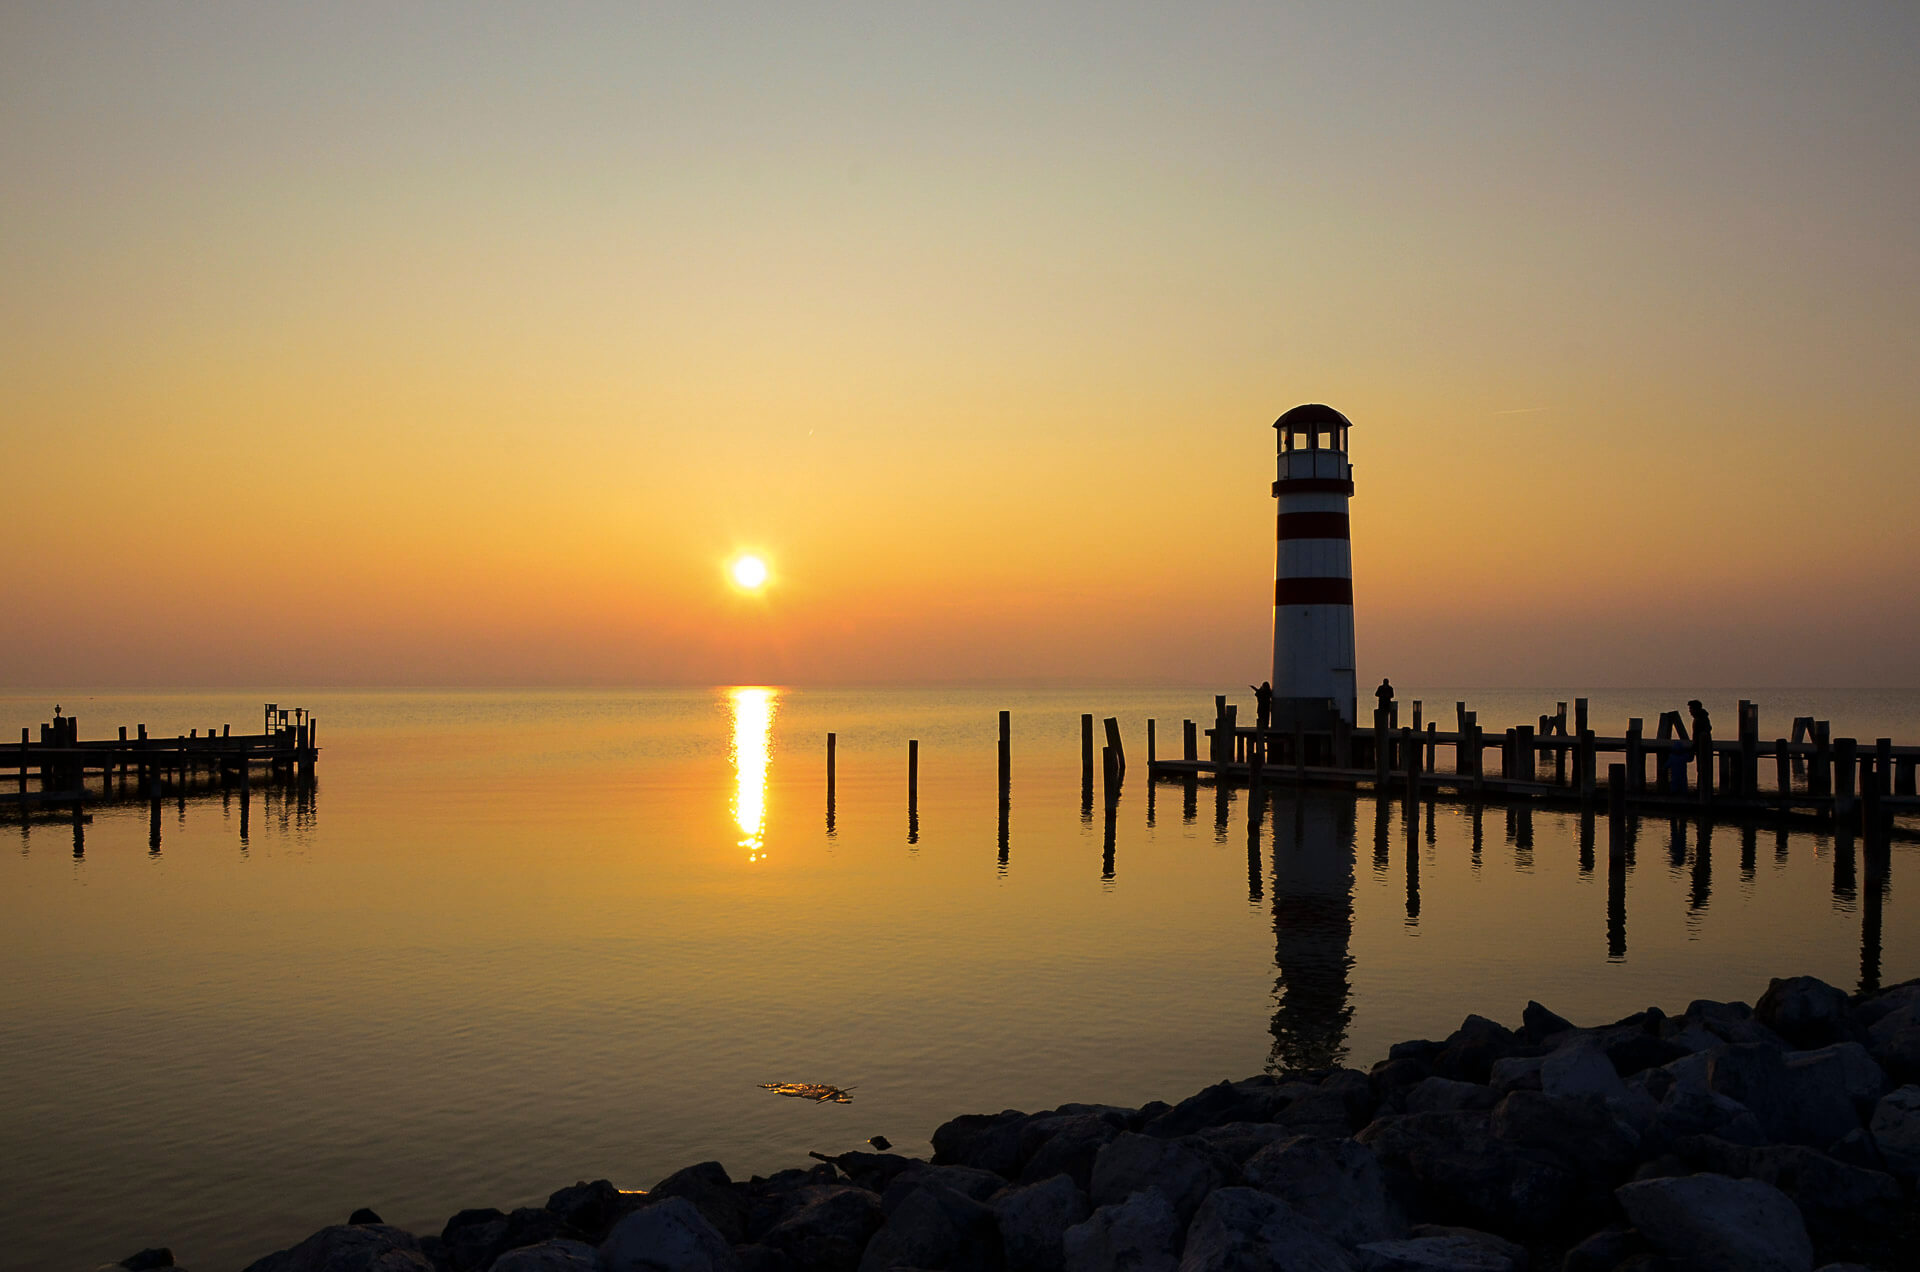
left=1780, top=1051, right=1867, bottom=1149
left=1176, top=1187, right=1354, bottom=1272
left=1683, top=1000, right=1787, bottom=1049
left=1429, top=1017, right=1521, bottom=1086
left=881, top=1166, right=1007, bottom=1214
left=934, top=1112, right=1031, bottom=1179
left=1743, top=1145, right=1901, bottom=1242
left=1614, top=1173, right=1812, bottom=1272
left=492, top=1241, right=602, bottom=1272
left=1352, top=1225, right=1524, bottom=1271
left=1018, top=1114, right=1124, bottom=1190
left=856, top=1183, right=999, bottom=1272
left=601, top=1198, right=741, bottom=1272
left=757, top=1187, right=884, bottom=1272
left=548, top=1181, right=630, bottom=1244
left=241, top=1225, right=434, bottom=1272
left=1756, top=977, right=1856, bottom=1050
left=1403, top=1079, right=1497, bottom=1115
left=1519, top=1001, right=1576, bottom=1044
left=1062, top=1187, right=1180, bottom=1272
left=1540, top=1038, right=1628, bottom=1103
left=1868, top=1085, right=1920, bottom=1177
left=653, top=1163, right=749, bottom=1245
left=1141, top=1080, right=1287, bottom=1139
left=441, top=1210, right=511, bottom=1272
left=1707, top=1043, right=1800, bottom=1143
left=992, top=1174, right=1089, bottom=1272
left=1790, top=1044, right=1888, bottom=1119
left=1089, top=1134, right=1228, bottom=1222
left=1188, top=1122, right=1298, bottom=1165
left=1356, top=1111, right=1577, bottom=1236
left=1240, top=1135, right=1407, bottom=1248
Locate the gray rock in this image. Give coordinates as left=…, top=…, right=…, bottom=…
left=1656, top=1082, right=1767, bottom=1146
left=1615, top=1173, right=1812, bottom=1272
left=548, top=1182, right=629, bottom=1244
left=994, top=1175, right=1090, bottom=1272
left=493, top=1241, right=602, bottom=1272
left=1756, top=977, right=1856, bottom=1049
left=1353, top=1226, right=1523, bottom=1271
left=1018, top=1114, right=1123, bottom=1190
left=1177, top=1187, right=1354, bottom=1272
left=1485, top=1056, right=1543, bottom=1095
left=933, top=1111, right=1032, bottom=1178
left=441, top=1210, right=511, bottom=1272
left=1240, top=1135, right=1407, bottom=1248
left=1404, top=1078, right=1498, bottom=1115
left=1869, top=1022, right=1920, bottom=1086
left=1062, top=1187, right=1180, bottom=1272
left=1520, top=1000, right=1576, bottom=1043
left=733, top=1247, right=790, bottom=1272
left=241, top=1225, right=433, bottom=1272
left=1559, top=1226, right=1640, bottom=1272
left=1684, top=1000, right=1787, bottom=1049
left=1707, top=1043, right=1800, bottom=1143
left=1854, top=980, right=1920, bottom=1031
left=758, top=1187, right=884, bottom=1272
left=1789, top=1043, right=1888, bottom=1118
left=1188, top=1122, right=1298, bottom=1165
left=601, top=1199, right=741, bottom=1272
left=857, top=1183, right=998, bottom=1272
left=1430, top=1016, right=1520, bottom=1085
left=1356, top=1111, right=1577, bottom=1236
left=1741, top=1144, right=1901, bottom=1242
left=881, top=1166, right=1008, bottom=1215
left=1827, top=1126, right=1886, bottom=1172
left=120, top=1250, right=176, bottom=1270
left=1274, top=1087, right=1360, bottom=1136
left=1089, top=1133, right=1227, bottom=1222
left=1541, top=1037, right=1628, bottom=1103
left=1489, top=1090, right=1638, bottom=1177
left=1780, top=1049, right=1867, bottom=1148
left=1142, top=1080, right=1287, bottom=1139
left=1867, top=1084, right=1920, bottom=1176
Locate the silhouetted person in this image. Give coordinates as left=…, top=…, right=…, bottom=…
left=1374, top=679, right=1394, bottom=716
left=1252, top=681, right=1274, bottom=730
left=1687, top=699, right=1711, bottom=738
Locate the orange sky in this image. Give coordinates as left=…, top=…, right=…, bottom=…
left=4, top=5, right=1916, bottom=687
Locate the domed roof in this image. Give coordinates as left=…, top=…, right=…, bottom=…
left=1273, top=403, right=1352, bottom=431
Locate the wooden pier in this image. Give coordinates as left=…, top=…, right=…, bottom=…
left=1, top=703, right=319, bottom=818
left=1145, top=694, right=1918, bottom=832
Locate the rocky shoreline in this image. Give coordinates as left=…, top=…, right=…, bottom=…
left=111, top=975, right=1920, bottom=1272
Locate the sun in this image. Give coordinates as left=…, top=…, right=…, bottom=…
left=730, top=554, right=769, bottom=590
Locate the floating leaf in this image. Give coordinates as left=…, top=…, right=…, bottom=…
left=760, top=1082, right=855, bottom=1104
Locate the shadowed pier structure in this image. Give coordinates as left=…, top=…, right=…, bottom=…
left=2, top=704, right=319, bottom=820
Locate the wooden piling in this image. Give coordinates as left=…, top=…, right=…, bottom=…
left=1811, top=723, right=1832, bottom=797
left=1625, top=718, right=1644, bottom=794
left=908, top=739, right=918, bottom=803
left=1146, top=719, right=1156, bottom=765
left=1103, top=717, right=1126, bottom=778
left=1775, top=740, right=1791, bottom=805
left=826, top=733, right=837, bottom=803
left=1376, top=709, right=1392, bottom=786
left=998, top=710, right=1010, bottom=787
left=1183, top=720, right=1197, bottom=762
left=1084, top=714, right=1097, bottom=780
left=1834, top=738, right=1858, bottom=820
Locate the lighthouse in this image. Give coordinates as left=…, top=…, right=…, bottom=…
left=1271, top=404, right=1358, bottom=728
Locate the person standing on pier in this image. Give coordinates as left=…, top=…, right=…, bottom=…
left=1253, top=681, right=1274, bottom=731
left=1375, top=678, right=1394, bottom=715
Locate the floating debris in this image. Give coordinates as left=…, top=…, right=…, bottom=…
left=868, top=1135, right=892, bottom=1150
left=759, top=1082, right=855, bottom=1104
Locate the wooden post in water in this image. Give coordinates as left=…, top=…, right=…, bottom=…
left=1516, top=725, right=1535, bottom=783
left=1607, top=763, right=1626, bottom=823
left=1625, top=718, right=1644, bottom=794
left=1834, top=738, right=1858, bottom=821
left=1103, top=717, right=1126, bottom=780
left=1425, top=722, right=1437, bottom=772
left=826, top=733, right=837, bottom=802
left=1146, top=718, right=1156, bottom=765
left=1898, top=756, right=1917, bottom=797
left=1084, top=714, right=1097, bottom=780
left=908, top=739, right=918, bottom=806
left=1222, top=705, right=1238, bottom=763
left=1411, top=701, right=1423, bottom=735
left=1402, top=727, right=1418, bottom=804
left=1183, top=720, right=1197, bottom=762
left=998, top=711, right=1011, bottom=788
left=1775, top=739, right=1791, bottom=806
left=1375, top=709, right=1392, bottom=787
left=1811, top=723, right=1832, bottom=797
left=1333, top=714, right=1352, bottom=769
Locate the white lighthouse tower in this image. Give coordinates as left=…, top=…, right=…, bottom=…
left=1271, top=404, right=1358, bottom=728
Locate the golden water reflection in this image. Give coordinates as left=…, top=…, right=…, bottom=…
left=729, top=687, right=777, bottom=861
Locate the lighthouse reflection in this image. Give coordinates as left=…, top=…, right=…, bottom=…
left=729, top=687, right=777, bottom=862
left=1266, top=795, right=1357, bottom=1074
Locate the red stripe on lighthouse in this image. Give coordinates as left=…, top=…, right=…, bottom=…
left=1277, top=511, right=1350, bottom=541
left=1275, top=577, right=1354, bottom=605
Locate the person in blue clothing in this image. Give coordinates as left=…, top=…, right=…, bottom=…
left=1668, top=735, right=1691, bottom=792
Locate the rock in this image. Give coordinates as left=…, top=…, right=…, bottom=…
left=1867, top=1085, right=1920, bottom=1177
left=1189, top=1122, right=1298, bottom=1165
left=1356, top=1111, right=1577, bottom=1236
left=993, top=1174, right=1089, bottom=1272
left=1614, top=1173, right=1812, bottom=1272
left=241, top=1225, right=433, bottom=1272
left=1430, top=1016, right=1521, bottom=1085
left=1868, top=1022, right=1920, bottom=1086
left=1789, top=1044, right=1888, bottom=1118
left=1559, top=1226, right=1641, bottom=1272
left=1486, top=1056, right=1544, bottom=1095
left=822, top=1154, right=919, bottom=1194
left=1827, top=1127, right=1885, bottom=1172
left=654, top=1163, right=750, bottom=1246
left=1061, top=1187, right=1180, bottom=1272
left=1600, top=1031, right=1689, bottom=1079
left=868, top=1137, right=891, bottom=1151
left=1321, top=1069, right=1381, bottom=1126
left=440, top=1210, right=511, bottom=1272
left=1707, top=1044, right=1800, bottom=1143
left=1389, top=1040, right=1444, bottom=1064
left=347, top=1211, right=383, bottom=1227
left=734, top=1248, right=790, bottom=1272
left=882, top=1166, right=1008, bottom=1214
left=1521, top=1001, right=1576, bottom=1043
left=549, top=1181, right=633, bottom=1244
left=492, top=1241, right=602, bottom=1272
left=601, top=1198, right=741, bottom=1272
left=1489, top=1090, right=1638, bottom=1177
left=933, top=1112, right=1031, bottom=1178
left=758, top=1187, right=885, bottom=1272
left=1141, top=1080, right=1287, bottom=1139
left=1240, top=1135, right=1407, bottom=1248
left=1274, top=1087, right=1363, bottom=1136
left=1756, top=977, right=1856, bottom=1049
left=119, top=1251, right=175, bottom=1271
left=1404, top=1078, right=1498, bottom=1115
left=1779, top=1049, right=1867, bottom=1148
left=1655, top=1082, right=1767, bottom=1146
left=1371, top=1058, right=1436, bottom=1111
left=1541, top=1038, right=1629, bottom=1103
left=1741, top=1144, right=1900, bottom=1242
left=745, top=1169, right=841, bottom=1243
left=1684, top=1000, right=1786, bottom=1049
left=1089, top=1133, right=1228, bottom=1222
left=1353, top=1225, right=1523, bottom=1271
left=1177, top=1187, right=1355, bottom=1272
left=1854, top=979, right=1920, bottom=1031
left=1017, top=1114, right=1123, bottom=1190
left=857, top=1183, right=999, bottom=1272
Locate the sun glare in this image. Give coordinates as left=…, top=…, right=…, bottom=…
left=730, top=555, right=769, bottom=589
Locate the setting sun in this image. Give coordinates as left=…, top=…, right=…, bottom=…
left=730, top=555, right=769, bottom=590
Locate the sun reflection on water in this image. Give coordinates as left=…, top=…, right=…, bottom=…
left=729, top=687, right=777, bottom=862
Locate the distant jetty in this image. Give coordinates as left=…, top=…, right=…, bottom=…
left=113, top=973, right=1919, bottom=1272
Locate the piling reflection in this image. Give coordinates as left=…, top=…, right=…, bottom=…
left=728, top=688, right=777, bottom=863
left=1267, top=796, right=1356, bottom=1074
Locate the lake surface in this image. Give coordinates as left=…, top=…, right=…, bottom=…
left=2, top=686, right=1916, bottom=1270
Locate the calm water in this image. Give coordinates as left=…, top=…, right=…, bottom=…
left=2, top=687, right=1916, bottom=1271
